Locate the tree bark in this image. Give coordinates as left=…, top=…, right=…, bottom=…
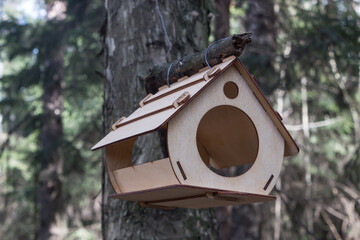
left=102, top=1, right=217, bottom=239
left=243, top=0, right=278, bottom=94
left=214, top=0, right=231, bottom=40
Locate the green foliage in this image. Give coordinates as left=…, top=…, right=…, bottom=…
left=229, top=0, right=359, bottom=238
left=274, top=0, right=359, bottom=238
left=0, top=0, right=104, bottom=238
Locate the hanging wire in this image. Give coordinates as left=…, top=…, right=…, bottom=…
left=166, top=63, right=173, bottom=87
left=166, top=58, right=183, bottom=88
left=155, top=0, right=172, bottom=58
left=205, top=38, right=227, bottom=69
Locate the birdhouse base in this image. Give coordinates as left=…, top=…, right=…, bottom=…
left=110, top=185, right=275, bottom=209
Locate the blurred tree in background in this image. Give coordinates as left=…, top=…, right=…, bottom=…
left=0, top=0, right=359, bottom=239
left=0, top=0, right=103, bottom=238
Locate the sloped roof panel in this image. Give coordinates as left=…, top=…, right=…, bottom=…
left=91, top=59, right=235, bottom=150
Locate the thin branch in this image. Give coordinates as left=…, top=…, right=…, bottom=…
left=335, top=182, right=360, bottom=203
left=274, top=188, right=317, bottom=239
left=321, top=211, right=342, bottom=240
left=0, top=111, right=33, bottom=159
left=285, top=117, right=343, bottom=131
left=144, top=33, right=252, bottom=93
left=325, top=206, right=346, bottom=220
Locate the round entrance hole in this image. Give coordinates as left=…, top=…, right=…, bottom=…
left=223, top=81, right=239, bottom=99
left=196, top=105, right=259, bottom=177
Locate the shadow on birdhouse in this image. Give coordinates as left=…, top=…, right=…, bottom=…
left=92, top=56, right=299, bottom=209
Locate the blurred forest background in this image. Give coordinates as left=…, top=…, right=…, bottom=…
left=0, top=0, right=359, bottom=239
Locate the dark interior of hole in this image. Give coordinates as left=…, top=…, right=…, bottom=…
left=196, top=105, right=259, bottom=177
left=223, top=81, right=239, bottom=99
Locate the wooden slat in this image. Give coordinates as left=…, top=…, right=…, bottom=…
left=198, top=66, right=210, bottom=73
left=177, top=76, right=189, bottom=82
left=144, top=73, right=204, bottom=105
left=139, top=93, right=153, bottom=107
left=158, top=85, right=169, bottom=91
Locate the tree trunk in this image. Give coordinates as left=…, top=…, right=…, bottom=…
left=214, top=0, right=231, bottom=40
left=38, top=45, right=66, bottom=240
left=301, top=75, right=313, bottom=233
left=37, top=2, right=67, bottom=239
left=243, top=0, right=278, bottom=94
left=102, top=0, right=216, bottom=239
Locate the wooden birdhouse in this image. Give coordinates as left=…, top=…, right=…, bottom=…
left=92, top=56, right=299, bottom=209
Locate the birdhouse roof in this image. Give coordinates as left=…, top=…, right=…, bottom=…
left=92, top=56, right=299, bottom=156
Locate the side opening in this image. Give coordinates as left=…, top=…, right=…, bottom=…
left=109, top=129, right=179, bottom=193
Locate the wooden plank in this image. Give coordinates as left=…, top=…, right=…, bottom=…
left=92, top=108, right=176, bottom=150
left=150, top=193, right=275, bottom=209
left=111, top=184, right=274, bottom=209
left=110, top=184, right=273, bottom=200
left=112, top=158, right=180, bottom=193
left=110, top=184, right=207, bottom=202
